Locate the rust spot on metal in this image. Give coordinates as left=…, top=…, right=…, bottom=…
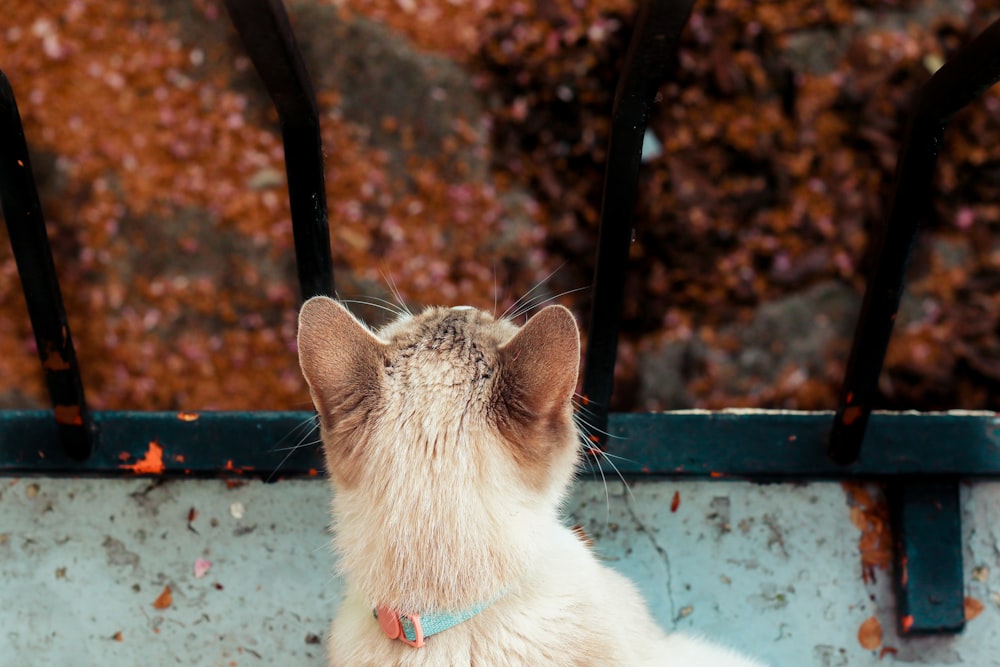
left=843, top=405, right=864, bottom=425
left=120, top=441, right=165, bottom=474
left=53, top=404, right=83, bottom=426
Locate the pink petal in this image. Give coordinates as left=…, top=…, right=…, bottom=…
left=194, top=558, right=212, bottom=579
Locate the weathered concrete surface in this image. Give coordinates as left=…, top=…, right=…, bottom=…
left=2, top=478, right=998, bottom=666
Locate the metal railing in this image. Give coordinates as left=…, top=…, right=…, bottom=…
left=2, top=0, right=999, bottom=637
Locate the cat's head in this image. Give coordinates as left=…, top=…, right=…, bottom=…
left=296, top=297, right=581, bottom=610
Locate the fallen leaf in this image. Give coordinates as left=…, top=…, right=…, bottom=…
left=858, top=615, right=882, bottom=650
left=965, top=597, right=984, bottom=622
left=153, top=585, right=173, bottom=610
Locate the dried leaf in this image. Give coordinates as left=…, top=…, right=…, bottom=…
left=858, top=615, right=882, bottom=650
left=152, top=585, right=173, bottom=610
left=965, top=597, right=985, bottom=622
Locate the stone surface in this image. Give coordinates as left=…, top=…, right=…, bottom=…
left=3, top=475, right=999, bottom=666
left=639, top=281, right=860, bottom=409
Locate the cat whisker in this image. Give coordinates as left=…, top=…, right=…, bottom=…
left=266, top=415, right=321, bottom=482
left=381, top=269, right=413, bottom=316
left=500, top=262, right=565, bottom=321
left=506, top=285, right=589, bottom=322
left=339, top=298, right=408, bottom=320
left=271, top=413, right=320, bottom=450
left=592, top=447, right=635, bottom=506
left=492, top=262, right=499, bottom=320
left=571, top=404, right=626, bottom=442
left=270, top=438, right=322, bottom=453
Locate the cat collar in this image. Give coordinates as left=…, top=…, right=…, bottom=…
left=374, top=598, right=495, bottom=648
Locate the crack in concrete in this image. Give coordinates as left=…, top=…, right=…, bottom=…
left=623, top=496, right=677, bottom=628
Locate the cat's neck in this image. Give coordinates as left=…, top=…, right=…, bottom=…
left=331, top=471, right=557, bottom=615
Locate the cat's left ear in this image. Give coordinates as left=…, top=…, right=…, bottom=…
left=297, top=296, right=385, bottom=428
left=498, top=305, right=581, bottom=422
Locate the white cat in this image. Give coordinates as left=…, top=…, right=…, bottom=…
left=298, top=297, right=766, bottom=666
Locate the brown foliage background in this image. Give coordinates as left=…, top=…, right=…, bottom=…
left=1, top=0, right=998, bottom=412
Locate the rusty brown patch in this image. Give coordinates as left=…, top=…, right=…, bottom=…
left=843, top=481, right=892, bottom=584
left=53, top=404, right=83, bottom=426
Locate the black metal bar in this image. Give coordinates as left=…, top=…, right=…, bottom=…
left=830, top=17, right=1000, bottom=465
left=225, top=0, right=334, bottom=301
left=0, top=70, right=94, bottom=460
left=890, top=481, right=966, bottom=635
left=2, top=410, right=998, bottom=478
left=581, top=0, right=696, bottom=442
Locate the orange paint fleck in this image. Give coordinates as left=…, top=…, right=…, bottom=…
left=152, top=585, right=173, bottom=610
left=901, top=615, right=914, bottom=633
left=176, top=412, right=199, bottom=422
left=843, top=405, right=864, bottom=425
left=670, top=490, right=681, bottom=513
left=857, top=615, right=882, bottom=650
left=53, top=404, right=83, bottom=426
left=965, top=597, right=984, bottom=622
left=120, top=441, right=165, bottom=474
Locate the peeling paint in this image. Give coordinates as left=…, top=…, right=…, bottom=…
left=119, top=442, right=165, bottom=474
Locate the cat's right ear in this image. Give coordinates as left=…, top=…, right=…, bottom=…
left=297, top=297, right=385, bottom=427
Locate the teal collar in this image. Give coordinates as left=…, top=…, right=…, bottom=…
left=374, top=598, right=496, bottom=648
